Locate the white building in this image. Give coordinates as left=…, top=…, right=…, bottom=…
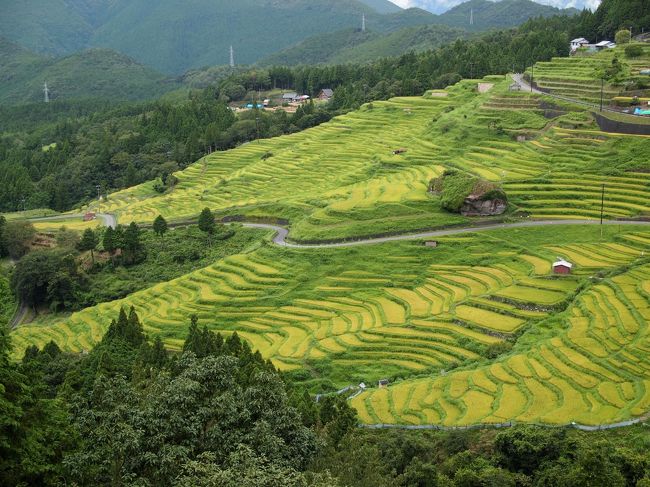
left=595, top=40, right=616, bottom=50
left=570, top=38, right=590, bottom=52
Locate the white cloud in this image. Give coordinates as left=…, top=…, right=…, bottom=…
left=388, top=0, right=601, bottom=14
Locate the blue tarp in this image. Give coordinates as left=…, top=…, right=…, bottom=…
left=633, top=108, right=650, bottom=115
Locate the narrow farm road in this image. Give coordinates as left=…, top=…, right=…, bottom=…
left=28, top=213, right=650, bottom=248
left=240, top=219, right=650, bottom=249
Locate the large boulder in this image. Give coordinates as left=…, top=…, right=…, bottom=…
left=461, top=194, right=507, bottom=216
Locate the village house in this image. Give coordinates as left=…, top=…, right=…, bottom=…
left=553, top=259, right=573, bottom=275
left=83, top=212, right=96, bottom=222
left=595, top=40, right=616, bottom=50
left=570, top=38, right=590, bottom=52
left=318, top=88, right=334, bottom=101
left=282, top=92, right=298, bottom=102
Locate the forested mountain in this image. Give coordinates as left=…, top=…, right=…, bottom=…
left=0, top=38, right=176, bottom=104
left=259, top=24, right=467, bottom=66
left=358, top=0, right=403, bottom=13
left=436, top=0, right=579, bottom=31
left=0, top=0, right=433, bottom=74
left=0, top=0, right=581, bottom=74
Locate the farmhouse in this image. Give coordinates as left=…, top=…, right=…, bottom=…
left=83, top=212, right=96, bottom=221
left=318, top=88, right=334, bottom=100
left=282, top=92, right=298, bottom=102
left=595, top=40, right=616, bottom=50
left=378, top=379, right=389, bottom=388
left=553, top=259, right=573, bottom=275
left=570, top=37, right=589, bottom=52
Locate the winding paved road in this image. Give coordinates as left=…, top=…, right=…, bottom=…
left=27, top=214, right=650, bottom=248
left=243, top=219, right=650, bottom=248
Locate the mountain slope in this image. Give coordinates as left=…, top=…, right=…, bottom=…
left=0, top=0, right=432, bottom=74
left=358, top=0, right=403, bottom=13
left=437, top=0, right=579, bottom=31
left=0, top=40, right=176, bottom=104
left=260, top=24, right=467, bottom=66
left=90, top=0, right=436, bottom=73
left=0, top=0, right=92, bottom=55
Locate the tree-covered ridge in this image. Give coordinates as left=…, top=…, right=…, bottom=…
left=0, top=38, right=176, bottom=105
left=437, top=0, right=579, bottom=32
left=0, top=0, right=437, bottom=74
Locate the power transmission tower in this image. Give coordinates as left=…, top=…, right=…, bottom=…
left=43, top=82, right=50, bottom=103
left=470, top=8, right=474, bottom=26
left=229, top=45, right=235, bottom=68
left=362, top=13, right=366, bottom=32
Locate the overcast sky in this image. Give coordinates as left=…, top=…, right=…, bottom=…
left=389, top=0, right=601, bottom=14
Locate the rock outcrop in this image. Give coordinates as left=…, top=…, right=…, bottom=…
left=460, top=194, right=507, bottom=216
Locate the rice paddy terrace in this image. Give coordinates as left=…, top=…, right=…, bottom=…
left=12, top=72, right=650, bottom=427
left=526, top=43, right=650, bottom=105
left=11, top=224, right=650, bottom=426
left=87, top=76, right=650, bottom=241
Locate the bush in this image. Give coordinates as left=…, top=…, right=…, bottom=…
left=625, top=44, right=644, bottom=58
left=615, top=29, right=631, bottom=45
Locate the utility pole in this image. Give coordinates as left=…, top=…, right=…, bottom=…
left=600, top=78, right=604, bottom=112
left=229, top=45, right=234, bottom=68
left=600, top=183, right=605, bottom=238
left=362, top=13, right=366, bottom=33
left=530, top=64, right=534, bottom=93
left=43, top=82, right=50, bottom=103
left=470, top=8, right=474, bottom=26
left=96, top=184, right=101, bottom=213
left=469, top=62, right=475, bottom=79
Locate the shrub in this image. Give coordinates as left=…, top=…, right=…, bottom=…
left=625, top=44, right=644, bottom=58
left=615, top=29, right=631, bottom=45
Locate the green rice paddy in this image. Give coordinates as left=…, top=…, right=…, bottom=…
left=11, top=68, right=650, bottom=427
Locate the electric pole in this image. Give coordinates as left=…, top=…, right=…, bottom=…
left=43, top=82, right=50, bottom=103
left=229, top=45, right=235, bottom=68
left=96, top=184, right=101, bottom=213
left=600, top=183, right=605, bottom=238
left=600, top=78, right=604, bottom=112
left=531, top=64, right=534, bottom=93
left=362, top=13, right=366, bottom=32
left=470, top=8, right=474, bottom=26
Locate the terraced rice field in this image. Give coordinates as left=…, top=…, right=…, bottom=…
left=352, top=256, right=650, bottom=426
left=11, top=69, right=650, bottom=428
left=13, top=226, right=650, bottom=405
left=81, top=75, right=650, bottom=241
left=526, top=44, right=650, bottom=104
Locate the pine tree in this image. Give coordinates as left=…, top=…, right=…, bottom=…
left=153, top=215, right=168, bottom=240
left=198, top=207, right=216, bottom=246
left=183, top=315, right=202, bottom=355
left=149, top=336, right=168, bottom=368
left=122, top=222, right=143, bottom=265
left=127, top=306, right=145, bottom=347
left=78, top=228, right=99, bottom=265
left=102, top=227, right=117, bottom=265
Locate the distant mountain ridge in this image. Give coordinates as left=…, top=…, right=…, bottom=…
left=437, top=0, right=579, bottom=31
left=0, top=37, right=175, bottom=104
left=0, top=0, right=429, bottom=74
left=0, top=0, right=577, bottom=74
left=259, top=0, right=578, bottom=66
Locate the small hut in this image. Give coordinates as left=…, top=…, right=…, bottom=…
left=553, top=259, right=573, bottom=275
